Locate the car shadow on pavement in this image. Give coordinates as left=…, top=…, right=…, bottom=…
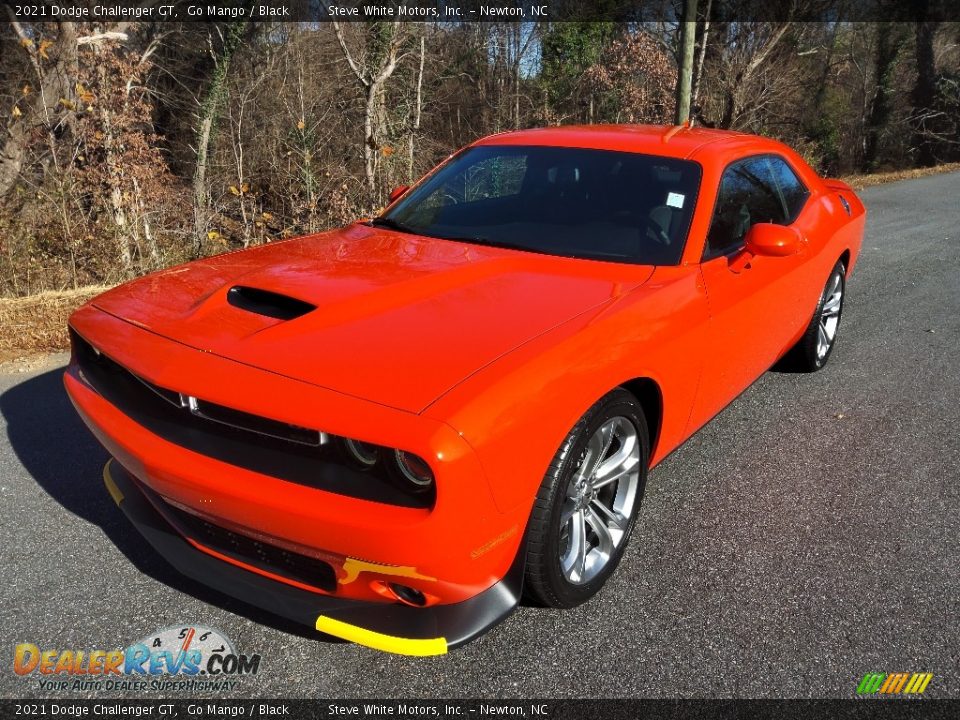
left=0, top=366, right=332, bottom=643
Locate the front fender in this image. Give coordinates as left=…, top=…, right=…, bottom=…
left=425, top=265, right=710, bottom=515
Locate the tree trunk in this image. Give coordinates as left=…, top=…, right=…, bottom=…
left=864, top=23, right=907, bottom=171
left=95, top=50, right=133, bottom=277
left=408, top=36, right=425, bottom=183
left=0, top=22, right=78, bottom=199
left=912, top=5, right=940, bottom=167
left=675, top=0, right=698, bottom=124
left=691, top=0, right=712, bottom=110
left=193, top=112, right=215, bottom=255
left=363, top=83, right=379, bottom=202
left=192, top=24, right=246, bottom=257
left=0, top=118, right=29, bottom=200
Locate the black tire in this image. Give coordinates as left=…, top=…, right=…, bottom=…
left=783, top=260, right=846, bottom=372
left=524, top=388, right=649, bottom=609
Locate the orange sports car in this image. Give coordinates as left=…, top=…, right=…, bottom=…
left=65, top=125, right=864, bottom=655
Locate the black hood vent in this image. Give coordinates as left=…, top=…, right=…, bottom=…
left=227, top=286, right=315, bottom=320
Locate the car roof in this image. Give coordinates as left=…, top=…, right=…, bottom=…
left=472, top=124, right=776, bottom=161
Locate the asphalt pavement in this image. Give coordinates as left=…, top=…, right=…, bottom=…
left=1, top=171, right=958, bottom=699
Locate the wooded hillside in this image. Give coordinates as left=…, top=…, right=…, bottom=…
left=1, top=10, right=958, bottom=296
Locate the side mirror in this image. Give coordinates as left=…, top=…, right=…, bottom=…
left=388, top=185, right=410, bottom=203
left=744, top=223, right=803, bottom=257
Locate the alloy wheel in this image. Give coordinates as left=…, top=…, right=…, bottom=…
left=817, top=271, right=843, bottom=361
left=559, top=416, right=641, bottom=585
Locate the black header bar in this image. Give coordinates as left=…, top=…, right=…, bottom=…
left=2, top=0, right=960, bottom=23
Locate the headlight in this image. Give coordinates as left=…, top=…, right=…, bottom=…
left=393, top=449, right=434, bottom=490
left=337, top=435, right=435, bottom=502
left=343, top=438, right=379, bottom=467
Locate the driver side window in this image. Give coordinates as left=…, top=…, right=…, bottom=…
left=704, top=156, right=794, bottom=259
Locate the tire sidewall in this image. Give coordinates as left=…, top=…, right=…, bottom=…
left=538, top=391, right=649, bottom=607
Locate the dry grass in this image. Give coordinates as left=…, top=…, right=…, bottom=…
left=841, top=162, right=960, bottom=190
left=0, top=286, right=109, bottom=363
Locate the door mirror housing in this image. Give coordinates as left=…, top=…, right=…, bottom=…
left=744, top=222, right=803, bottom=257
left=388, top=185, right=410, bottom=204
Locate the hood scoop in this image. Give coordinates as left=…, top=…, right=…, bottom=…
left=226, top=286, right=316, bottom=321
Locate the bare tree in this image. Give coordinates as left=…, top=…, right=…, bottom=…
left=192, top=23, right=248, bottom=256
left=0, top=19, right=79, bottom=199
left=332, top=21, right=410, bottom=207
left=408, top=35, right=425, bottom=183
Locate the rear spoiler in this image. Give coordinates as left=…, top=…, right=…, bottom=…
left=824, top=178, right=854, bottom=193
left=823, top=177, right=865, bottom=221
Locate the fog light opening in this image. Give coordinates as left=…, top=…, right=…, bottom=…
left=389, top=582, right=427, bottom=607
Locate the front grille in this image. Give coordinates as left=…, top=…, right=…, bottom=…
left=74, top=330, right=322, bottom=447
left=156, top=493, right=337, bottom=592
left=70, top=328, right=431, bottom=508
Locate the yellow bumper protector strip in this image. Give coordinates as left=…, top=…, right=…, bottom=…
left=102, top=461, right=124, bottom=506
left=315, top=616, right=447, bottom=656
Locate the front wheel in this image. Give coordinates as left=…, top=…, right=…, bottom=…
left=523, top=388, right=649, bottom=608
left=784, top=260, right=846, bottom=372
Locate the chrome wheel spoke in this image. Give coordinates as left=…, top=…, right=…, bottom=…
left=817, top=324, right=829, bottom=357
left=590, top=496, right=626, bottom=530
left=559, top=414, right=641, bottom=586
left=593, top=449, right=638, bottom=491
left=560, top=509, right=588, bottom=582
left=585, top=507, right=614, bottom=555
left=827, top=274, right=841, bottom=299
left=586, top=420, right=616, bottom=477
left=573, top=424, right=609, bottom=484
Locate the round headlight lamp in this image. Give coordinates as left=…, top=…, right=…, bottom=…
left=394, top=449, right=434, bottom=489
left=343, top=438, right=379, bottom=467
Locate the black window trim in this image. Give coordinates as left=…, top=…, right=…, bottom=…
left=701, top=152, right=811, bottom=262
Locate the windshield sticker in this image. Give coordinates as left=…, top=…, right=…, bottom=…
left=666, top=192, right=685, bottom=209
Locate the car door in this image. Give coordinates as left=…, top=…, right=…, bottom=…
left=688, top=154, right=814, bottom=430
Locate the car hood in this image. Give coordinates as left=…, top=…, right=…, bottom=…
left=92, top=225, right=653, bottom=413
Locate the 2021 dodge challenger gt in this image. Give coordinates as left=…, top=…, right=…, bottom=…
left=65, top=125, right=865, bottom=655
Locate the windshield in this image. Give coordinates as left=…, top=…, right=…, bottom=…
left=380, top=145, right=702, bottom=265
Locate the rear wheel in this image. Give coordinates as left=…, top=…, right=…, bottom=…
left=524, top=388, right=649, bottom=608
left=784, top=260, right=846, bottom=372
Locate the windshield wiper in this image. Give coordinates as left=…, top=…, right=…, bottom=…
left=439, top=235, right=535, bottom=253
left=368, top=220, right=534, bottom=254
left=366, top=216, right=418, bottom=235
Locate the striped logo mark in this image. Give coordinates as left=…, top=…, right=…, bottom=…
left=857, top=672, right=933, bottom=695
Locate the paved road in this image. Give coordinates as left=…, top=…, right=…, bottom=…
left=1, top=172, right=958, bottom=700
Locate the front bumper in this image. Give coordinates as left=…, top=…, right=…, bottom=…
left=104, top=459, right=523, bottom=655
left=65, top=304, right=529, bottom=607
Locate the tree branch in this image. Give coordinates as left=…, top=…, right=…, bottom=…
left=332, top=21, right=368, bottom=87
left=77, top=31, right=129, bottom=46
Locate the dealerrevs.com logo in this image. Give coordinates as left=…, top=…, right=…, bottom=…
left=13, top=625, right=261, bottom=692
left=856, top=672, right=934, bottom=696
